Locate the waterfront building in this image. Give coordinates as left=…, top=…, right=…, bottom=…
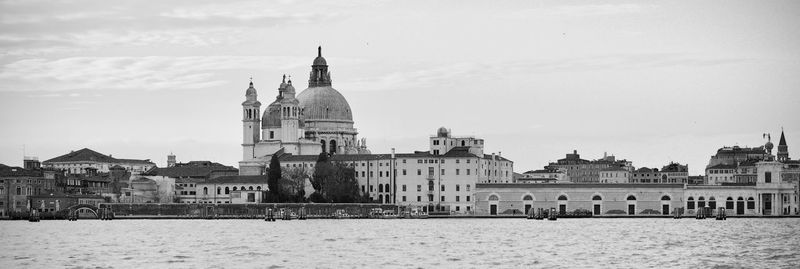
left=275, top=127, right=513, bottom=213
left=477, top=161, right=798, bottom=216
left=545, top=151, right=632, bottom=183
left=706, top=164, right=737, bottom=185
left=141, top=159, right=239, bottom=203
left=0, top=163, right=50, bottom=218
left=28, top=193, right=104, bottom=214
left=43, top=148, right=155, bottom=175
left=239, top=47, right=369, bottom=176
left=193, top=176, right=268, bottom=204
left=660, top=162, right=689, bottom=183
left=706, top=145, right=767, bottom=168
left=518, top=168, right=564, bottom=183
left=598, top=167, right=630, bottom=183
left=630, top=167, right=660, bottom=183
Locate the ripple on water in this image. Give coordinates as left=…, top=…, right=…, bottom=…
left=1, top=219, right=799, bottom=268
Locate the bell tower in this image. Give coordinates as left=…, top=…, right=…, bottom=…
left=242, top=79, right=261, bottom=160
left=777, top=128, right=789, bottom=162
left=280, top=78, right=301, bottom=143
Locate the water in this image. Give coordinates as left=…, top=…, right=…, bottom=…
left=1, top=218, right=799, bottom=268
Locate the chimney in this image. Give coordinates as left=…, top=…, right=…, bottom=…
left=492, top=153, right=496, bottom=160
left=391, top=148, right=395, bottom=159
left=498, top=151, right=502, bottom=157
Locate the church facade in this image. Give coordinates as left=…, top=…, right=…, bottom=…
left=239, top=47, right=369, bottom=176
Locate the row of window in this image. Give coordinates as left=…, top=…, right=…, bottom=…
left=397, top=195, right=472, bottom=202
left=686, top=196, right=755, bottom=210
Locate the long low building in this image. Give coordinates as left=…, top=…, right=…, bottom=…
left=475, top=161, right=798, bottom=216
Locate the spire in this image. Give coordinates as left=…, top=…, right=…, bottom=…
left=309, top=46, right=331, bottom=87
left=318, top=46, right=322, bottom=57
left=779, top=129, right=787, bottom=146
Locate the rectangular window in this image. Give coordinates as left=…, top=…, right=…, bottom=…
left=370, top=185, right=374, bottom=192
left=467, top=169, right=471, bottom=175
left=361, top=171, right=365, bottom=177
left=765, top=172, right=772, bottom=183
left=466, top=184, right=470, bottom=191
left=402, top=185, right=407, bottom=191
left=417, top=185, right=421, bottom=192
left=456, top=184, right=460, bottom=191
left=402, top=159, right=406, bottom=164
left=441, top=196, right=445, bottom=202
left=428, top=195, right=433, bottom=201
left=418, top=160, right=423, bottom=164
left=403, top=169, right=407, bottom=175
left=456, top=169, right=460, bottom=175
left=379, top=171, right=383, bottom=177
left=441, top=185, right=445, bottom=191
left=467, top=206, right=471, bottom=211
left=456, top=196, right=460, bottom=202
left=466, top=196, right=470, bottom=202
left=361, top=185, right=365, bottom=193
left=441, top=169, right=445, bottom=175
left=402, top=196, right=407, bottom=202
left=456, top=206, right=460, bottom=211
left=417, top=196, right=421, bottom=202
left=370, top=171, right=374, bottom=177
left=417, top=169, right=422, bottom=175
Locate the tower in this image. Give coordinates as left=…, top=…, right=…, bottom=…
left=778, top=129, right=789, bottom=162
left=167, top=152, right=176, bottom=167
left=280, top=78, right=302, bottom=143
left=242, top=80, right=261, bottom=160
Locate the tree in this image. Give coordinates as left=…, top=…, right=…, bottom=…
left=267, top=154, right=282, bottom=202
left=280, top=167, right=308, bottom=202
left=311, top=152, right=333, bottom=195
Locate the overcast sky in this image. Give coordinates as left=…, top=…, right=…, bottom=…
left=1, top=0, right=798, bottom=175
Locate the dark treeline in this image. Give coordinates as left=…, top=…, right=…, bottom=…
left=264, top=153, right=370, bottom=203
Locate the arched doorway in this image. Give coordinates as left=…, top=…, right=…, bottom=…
left=709, top=197, right=717, bottom=211
left=320, top=140, right=327, bottom=153
left=329, top=140, right=337, bottom=154
left=661, top=195, right=671, bottom=215
left=626, top=195, right=637, bottom=215
left=488, top=194, right=499, bottom=215
left=557, top=195, right=568, bottom=214
left=522, top=194, right=533, bottom=215
left=736, top=197, right=745, bottom=215
left=592, top=195, right=602, bottom=215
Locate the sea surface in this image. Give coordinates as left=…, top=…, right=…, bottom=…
left=1, top=218, right=799, bottom=268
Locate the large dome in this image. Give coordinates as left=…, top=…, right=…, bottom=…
left=297, top=86, right=353, bottom=122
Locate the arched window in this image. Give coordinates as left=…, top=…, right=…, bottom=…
left=428, top=180, right=434, bottom=191
left=523, top=195, right=534, bottom=201
left=256, top=186, right=261, bottom=191
left=687, top=196, right=695, bottom=209
left=225, top=187, right=230, bottom=194
left=385, top=195, right=390, bottom=203
left=217, top=187, right=221, bottom=195
left=461, top=141, right=465, bottom=146
left=379, top=184, right=383, bottom=192
left=248, top=186, right=253, bottom=191
left=558, top=195, right=568, bottom=201
left=321, top=140, right=327, bottom=153
left=384, top=184, right=390, bottom=193
left=232, top=187, right=237, bottom=191
left=241, top=186, right=246, bottom=191
left=592, top=195, right=602, bottom=201
left=726, top=197, right=734, bottom=209
left=488, top=194, right=499, bottom=201
left=626, top=195, right=636, bottom=201
left=203, top=187, right=208, bottom=195
left=330, top=140, right=337, bottom=154
left=661, top=195, right=671, bottom=201
left=709, top=197, right=717, bottom=209
left=698, top=196, right=706, bottom=208
left=747, top=197, right=755, bottom=209
left=378, top=194, right=383, bottom=204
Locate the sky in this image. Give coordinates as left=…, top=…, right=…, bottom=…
left=1, top=0, right=799, bottom=175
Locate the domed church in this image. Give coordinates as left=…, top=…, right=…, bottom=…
left=239, top=47, right=369, bottom=175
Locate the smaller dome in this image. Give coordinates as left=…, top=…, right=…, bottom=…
left=262, top=102, right=281, bottom=129
left=437, top=127, right=450, bottom=138
left=246, top=82, right=257, bottom=96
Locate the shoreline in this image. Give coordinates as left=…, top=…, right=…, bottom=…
left=3, top=215, right=800, bottom=220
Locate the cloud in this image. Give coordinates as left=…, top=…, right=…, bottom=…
left=0, top=55, right=308, bottom=92
left=510, top=3, right=656, bottom=18
left=341, top=53, right=755, bottom=92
